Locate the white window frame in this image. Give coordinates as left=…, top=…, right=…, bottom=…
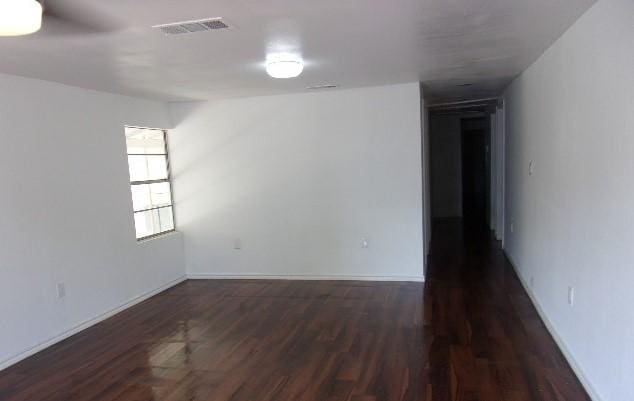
left=125, top=126, right=176, bottom=240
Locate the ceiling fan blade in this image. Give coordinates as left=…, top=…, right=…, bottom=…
left=35, top=14, right=105, bottom=37
left=39, top=0, right=126, bottom=34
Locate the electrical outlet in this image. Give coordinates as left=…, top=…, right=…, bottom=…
left=56, top=283, right=66, bottom=299
left=233, top=238, right=242, bottom=250
left=361, top=237, right=369, bottom=248
left=568, top=286, right=575, bottom=306
left=510, top=221, right=515, bottom=233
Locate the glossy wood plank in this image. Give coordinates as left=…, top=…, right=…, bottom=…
left=0, top=219, right=590, bottom=400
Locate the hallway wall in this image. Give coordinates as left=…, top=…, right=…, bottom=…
left=420, top=87, right=432, bottom=266
left=504, top=1, right=634, bottom=400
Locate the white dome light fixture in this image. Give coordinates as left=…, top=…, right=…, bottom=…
left=266, top=55, right=304, bottom=79
left=0, top=0, right=43, bottom=36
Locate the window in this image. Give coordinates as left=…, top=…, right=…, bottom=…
left=125, top=126, right=175, bottom=240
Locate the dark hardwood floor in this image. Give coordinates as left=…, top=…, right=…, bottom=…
left=0, top=220, right=590, bottom=401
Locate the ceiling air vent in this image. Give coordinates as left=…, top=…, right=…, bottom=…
left=153, top=18, right=231, bottom=35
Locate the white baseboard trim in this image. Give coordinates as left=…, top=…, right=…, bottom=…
left=504, top=252, right=603, bottom=401
left=187, top=273, right=424, bottom=282
left=0, top=275, right=187, bottom=372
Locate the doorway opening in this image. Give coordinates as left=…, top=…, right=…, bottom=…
left=460, top=118, right=489, bottom=226
left=427, top=99, right=503, bottom=239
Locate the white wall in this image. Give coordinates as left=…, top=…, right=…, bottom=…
left=503, top=1, right=634, bottom=400
left=0, top=74, right=185, bottom=368
left=490, top=105, right=505, bottom=241
left=429, top=115, right=462, bottom=218
left=494, top=104, right=505, bottom=242
left=421, top=91, right=432, bottom=261
left=169, top=83, right=424, bottom=281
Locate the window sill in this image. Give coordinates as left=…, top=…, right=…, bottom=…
left=136, top=229, right=178, bottom=244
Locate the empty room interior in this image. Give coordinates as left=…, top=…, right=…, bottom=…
left=0, top=0, right=632, bottom=400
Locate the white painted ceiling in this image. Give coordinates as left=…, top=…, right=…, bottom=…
left=0, top=0, right=595, bottom=102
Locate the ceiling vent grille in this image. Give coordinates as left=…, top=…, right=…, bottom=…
left=153, top=18, right=230, bottom=35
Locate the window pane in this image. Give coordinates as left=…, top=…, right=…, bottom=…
left=125, top=127, right=165, bottom=154
left=134, top=209, right=160, bottom=239
left=151, top=182, right=172, bottom=207
left=131, top=182, right=172, bottom=211
left=159, top=206, right=175, bottom=232
left=131, top=184, right=151, bottom=211
left=128, top=155, right=168, bottom=182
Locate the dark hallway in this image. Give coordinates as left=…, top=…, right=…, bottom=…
left=460, top=125, right=488, bottom=225
left=424, top=219, right=590, bottom=400
left=429, top=111, right=492, bottom=232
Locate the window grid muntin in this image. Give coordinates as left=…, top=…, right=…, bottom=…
left=130, top=181, right=172, bottom=212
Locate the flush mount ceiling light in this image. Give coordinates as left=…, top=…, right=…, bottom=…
left=0, top=0, right=42, bottom=36
left=266, top=55, right=304, bottom=79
